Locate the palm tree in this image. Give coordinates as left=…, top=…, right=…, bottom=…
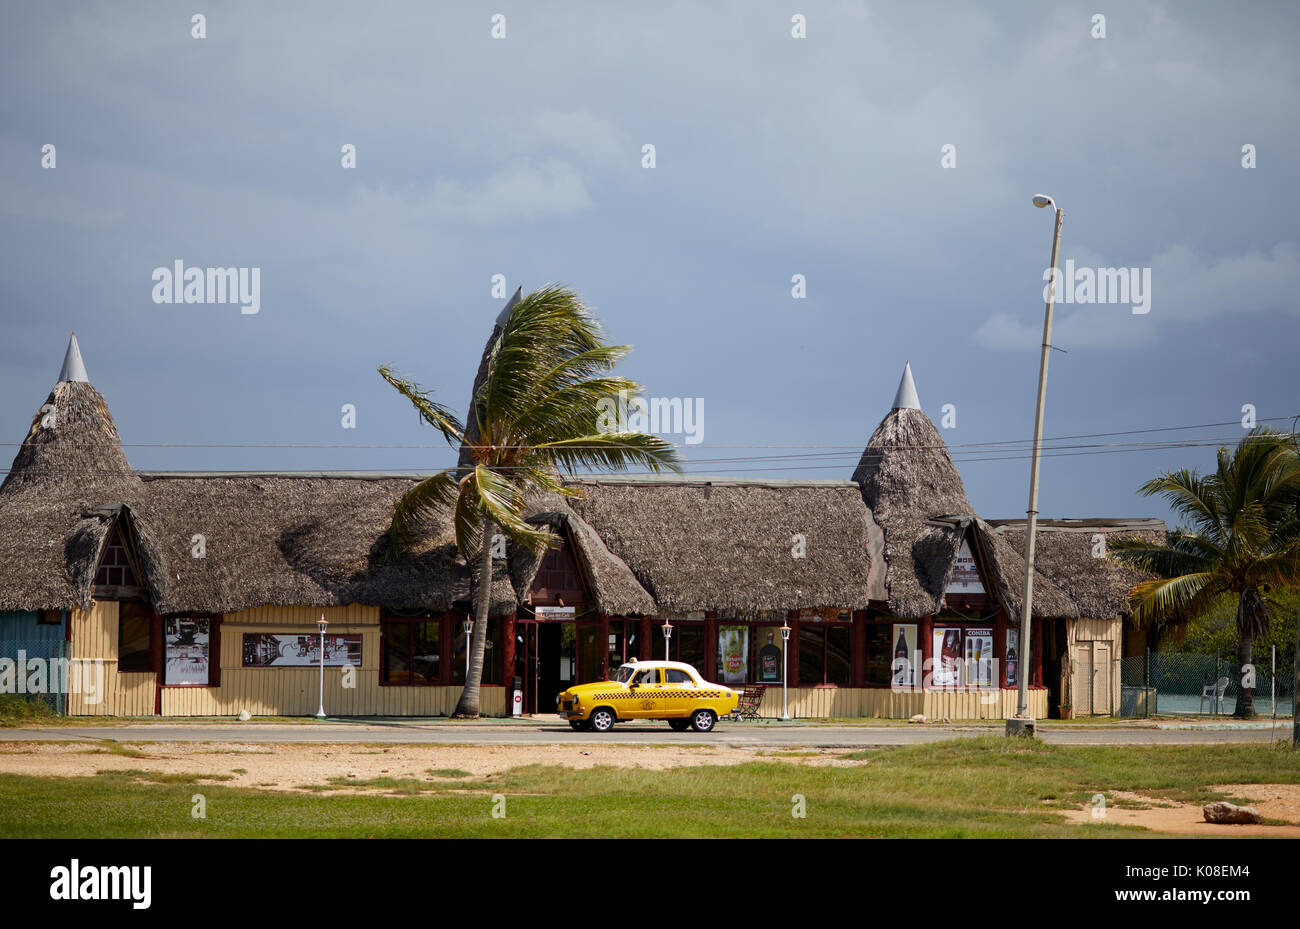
left=1110, top=428, right=1300, bottom=718
left=378, top=285, right=681, bottom=717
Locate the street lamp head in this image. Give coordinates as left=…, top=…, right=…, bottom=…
left=1031, top=194, right=1056, bottom=209
left=317, top=614, right=328, bottom=633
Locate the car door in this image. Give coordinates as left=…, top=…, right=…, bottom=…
left=630, top=667, right=662, bottom=717
left=661, top=668, right=697, bottom=718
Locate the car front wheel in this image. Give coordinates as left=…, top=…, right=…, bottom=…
left=668, top=719, right=690, bottom=732
left=589, top=708, right=616, bottom=732
left=689, top=709, right=717, bottom=732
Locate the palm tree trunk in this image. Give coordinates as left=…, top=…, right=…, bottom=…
left=453, top=517, right=495, bottom=719
left=1234, top=594, right=1256, bottom=719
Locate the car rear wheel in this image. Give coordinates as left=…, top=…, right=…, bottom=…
left=689, top=709, right=717, bottom=732
left=589, top=708, right=616, bottom=732
left=668, top=719, right=690, bottom=732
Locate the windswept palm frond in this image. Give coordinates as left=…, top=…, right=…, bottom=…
left=378, top=365, right=465, bottom=445
left=1127, top=572, right=1219, bottom=627
left=536, top=432, right=681, bottom=475
left=387, top=469, right=460, bottom=558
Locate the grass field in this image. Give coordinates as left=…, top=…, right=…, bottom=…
left=2, top=736, right=1298, bottom=838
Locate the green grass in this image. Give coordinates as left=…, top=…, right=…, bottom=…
left=1, top=736, right=1296, bottom=838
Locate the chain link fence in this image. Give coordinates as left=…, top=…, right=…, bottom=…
left=1120, top=651, right=1294, bottom=718
left=0, top=638, right=70, bottom=715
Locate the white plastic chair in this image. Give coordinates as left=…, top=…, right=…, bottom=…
left=1200, top=676, right=1229, bottom=715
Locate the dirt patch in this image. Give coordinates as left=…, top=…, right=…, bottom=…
left=0, top=740, right=781, bottom=792
left=1062, top=787, right=1300, bottom=836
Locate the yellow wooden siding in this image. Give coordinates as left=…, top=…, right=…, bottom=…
left=754, top=687, right=1047, bottom=720
left=1069, top=617, right=1124, bottom=715
left=67, top=601, right=157, bottom=716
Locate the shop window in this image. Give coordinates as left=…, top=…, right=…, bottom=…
left=798, top=624, right=851, bottom=686
left=163, top=614, right=218, bottom=685
left=656, top=617, right=705, bottom=670
left=452, top=617, right=501, bottom=685
left=118, top=601, right=154, bottom=673
left=864, top=624, right=893, bottom=685
left=607, top=619, right=639, bottom=667
left=382, top=616, right=442, bottom=684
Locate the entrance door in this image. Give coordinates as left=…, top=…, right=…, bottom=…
left=1072, top=642, right=1114, bottom=716
left=527, top=622, right=576, bottom=714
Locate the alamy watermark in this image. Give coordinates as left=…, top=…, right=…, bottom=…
left=152, top=261, right=260, bottom=315
left=596, top=389, right=704, bottom=445
left=1044, top=259, right=1151, bottom=315
left=0, top=653, right=104, bottom=704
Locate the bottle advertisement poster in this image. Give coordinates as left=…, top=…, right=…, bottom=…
left=717, top=626, right=749, bottom=684
left=932, top=628, right=962, bottom=687
left=757, top=628, right=784, bottom=683
left=890, top=623, right=917, bottom=687
left=964, top=627, right=994, bottom=687
left=1004, top=629, right=1020, bottom=687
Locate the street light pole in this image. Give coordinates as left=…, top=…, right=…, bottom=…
left=1008, top=195, right=1063, bottom=738
left=316, top=614, right=328, bottom=719
left=781, top=623, right=791, bottom=720
left=662, top=622, right=673, bottom=662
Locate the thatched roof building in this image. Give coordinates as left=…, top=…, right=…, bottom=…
left=0, top=336, right=1159, bottom=631
left=565, top=476, right=885, bottom=616
left=851, top=364, right=1076, bottom=620
left=987, top=518, right=1167, bottom=620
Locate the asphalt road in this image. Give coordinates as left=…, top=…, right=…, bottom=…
left=2, top=721, right=1290, bottom=747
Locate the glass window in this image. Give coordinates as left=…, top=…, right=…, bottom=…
left=664, top=669, right=694, bottom=685
left=383, top=618, right=442, bottom=684
left=864, top=624, right=892, bottom=685
left=452, top=617, right=500, bottom=685
left=634, top=668, right=661, bottom=685
left=799, top=622, right=852, bottom=686
left=657, top=617, right=705, bottom=671
left=118, top=601, right=153, bottom=673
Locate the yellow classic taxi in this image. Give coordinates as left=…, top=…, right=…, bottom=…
left=557, top=659, right=740, bottom=732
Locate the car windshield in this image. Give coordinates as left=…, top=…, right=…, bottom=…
left=611, top=665, right=637, bottom=684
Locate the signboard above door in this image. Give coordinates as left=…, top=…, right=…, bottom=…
left=535, top=606, right=576, bottom=620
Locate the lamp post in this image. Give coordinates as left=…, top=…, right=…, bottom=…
left=464, top=618, right=473, bottom=678
left=1007, top=194, right=1063, bottom=738
left=780, top=623, right=791, bottom=720
left=662, top=621, right=673, bottom=661
left=316, top=615, right=328, bottom=719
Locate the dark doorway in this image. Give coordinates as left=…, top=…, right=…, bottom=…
left=522, top=622, right=577, bottom=714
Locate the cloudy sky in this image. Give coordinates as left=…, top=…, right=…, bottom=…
left=1, top=1, right=1297, bottom=527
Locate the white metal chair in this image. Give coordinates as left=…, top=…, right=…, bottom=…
left=1200, top=676, right=1229, bottom=715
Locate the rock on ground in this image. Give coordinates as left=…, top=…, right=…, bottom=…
left=1202, top=801, right=1262, bottom=824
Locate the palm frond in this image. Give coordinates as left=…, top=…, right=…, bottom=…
left=378, top=365, right=465, bottom=446
left=1126, top=572, right=1219, bottom=627
left=387, top=470, right=459, bottom=558
left=535, top=432, right=682, bottom=475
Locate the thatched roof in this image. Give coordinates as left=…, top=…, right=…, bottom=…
left=851, top=377, right=979, bottom=617
left=988, top=519, right=1167, bottom=619
left=849, top=368, right=1082, bottom=620
left=564, top=476, right=884, bottom=616
left=508, top=499, right=659, bottom=616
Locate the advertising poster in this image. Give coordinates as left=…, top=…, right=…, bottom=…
left=242, top=633, right=362, bottom=667
left=1004, top=629, right=1020, bottom=687
left=932, top=628, right=962, bottom=687
left=717, top=625, right=749, bottom=684
left=756, top=627, right=784, bottom=683
left=890, top=623, right=918, bottom=687
left=944, top=540, right=985, bottom=594
left=965, top=627, right=994, bottom=687
left=164, top=616, right=210, bottom=685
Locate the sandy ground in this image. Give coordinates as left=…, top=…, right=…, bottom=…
left=1061, top=786, right=1300, bottom=836
left=0, top=740, right=817, bottom=791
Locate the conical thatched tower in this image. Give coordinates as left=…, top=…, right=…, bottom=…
left=852, top=364, right=1076, bottom=621
left=2, top=334, right=139, bottom=494
left=851, top=364, right=977, bottom=617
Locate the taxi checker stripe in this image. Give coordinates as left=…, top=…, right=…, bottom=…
left=589, top=690, right=728, bottom=700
